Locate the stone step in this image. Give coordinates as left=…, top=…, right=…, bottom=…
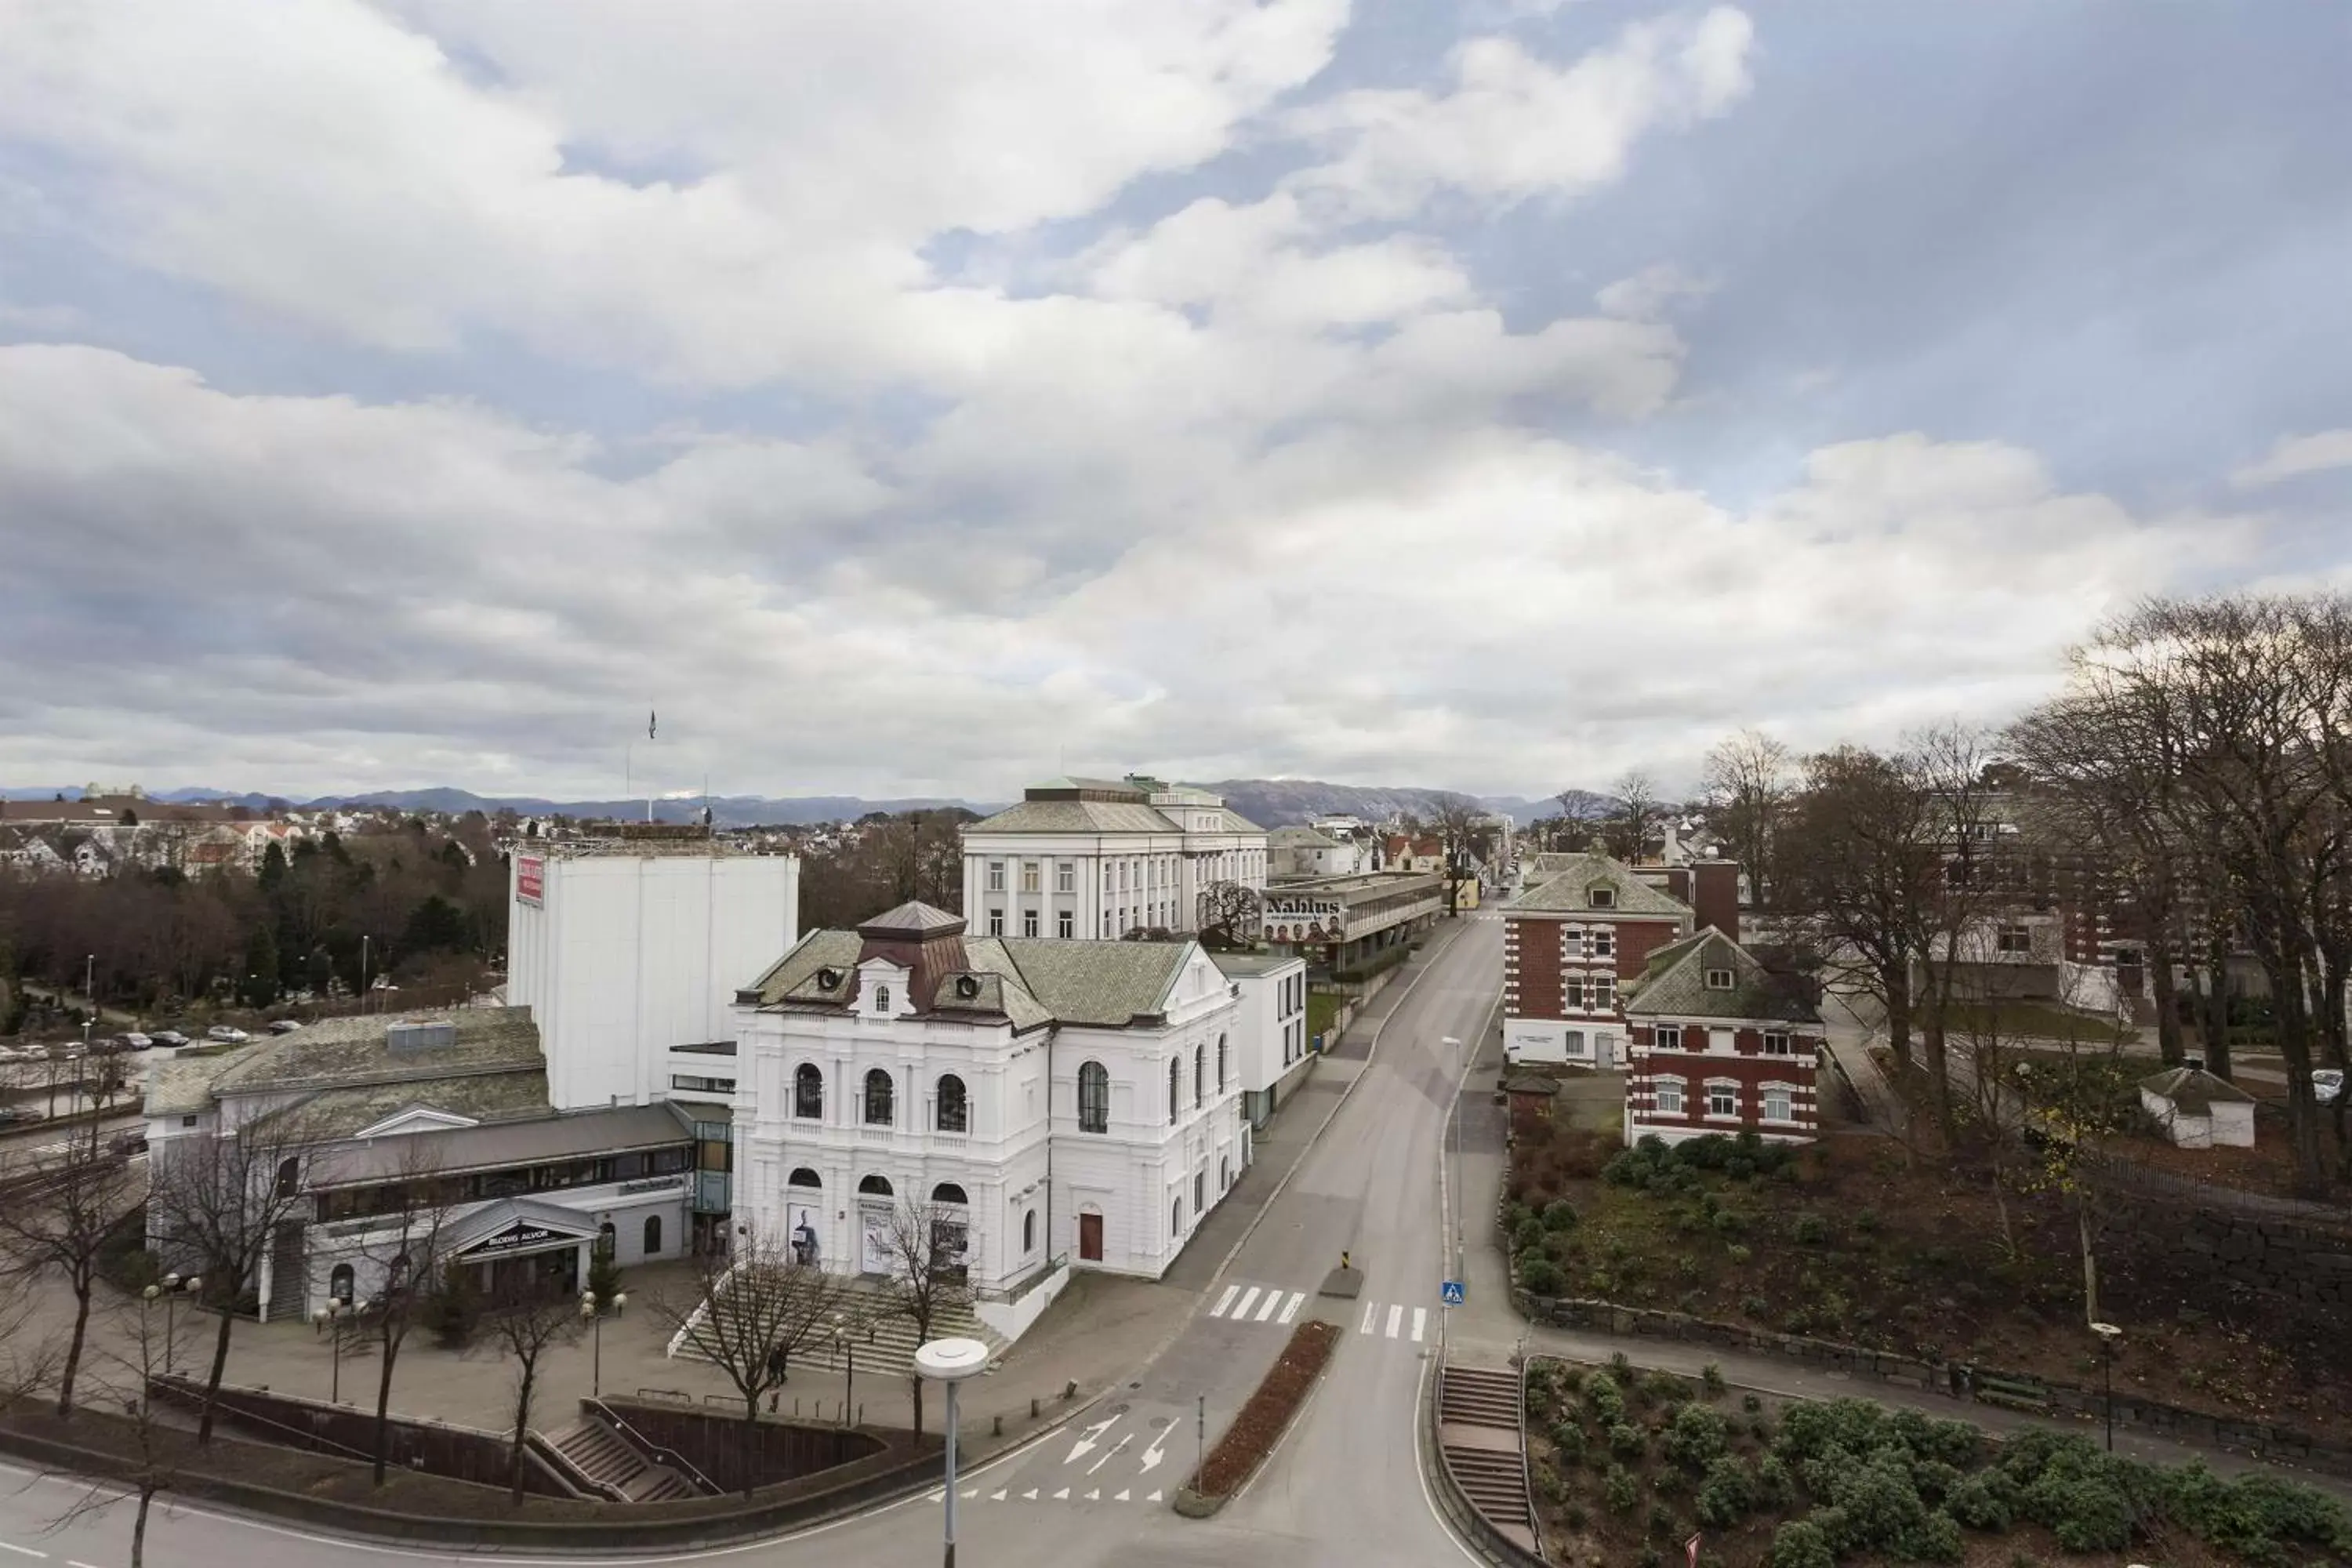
left=681, top=1283, right=1004, bottom=1381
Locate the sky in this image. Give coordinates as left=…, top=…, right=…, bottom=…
left=2, top=1, right=2348, bottom=804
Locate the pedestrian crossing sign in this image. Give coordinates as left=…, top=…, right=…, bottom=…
left=1441, top=1279, right=1465, bottom=1306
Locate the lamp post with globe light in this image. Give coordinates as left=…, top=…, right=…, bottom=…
left=914, top=1337, right=989, bottom=1568
left=580, top=1290, right=626, bottom=1398
left=313, top=1296, right=364, bottom=1403
left=2090, top=1322, right=2122, bottom=1450
left=143, top=1272, right=200, bottom=1376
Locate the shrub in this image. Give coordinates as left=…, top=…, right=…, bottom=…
left=1897, top=1508, right=1966, bottom=1563
left=1647, top=1501, right=1677, bottom=1539
left=1855, top=1207, right=1882, bottom=1233
left=1639, top=1370, right=1687, bottom=1408
left=2160, top=1464, right=2352, bottom=1564
left=1611, top=1350, right=1633, bottom=1377
left=1791, top=1212, right=1831, bottom=1245
left=1946, top=1468, right=2020, bottom=1532
left=1727, top=1242, right=1754, bottom=1264
left=1584, top=1370, right=1627, bottom=1425
left=1544, top=1199, right=1581, bottom=1232
left=1551, top=1421, right=1586, bottom=1463
left=1741, top=1294, right=1770, bottom=1320
left=1662, top=1403, right=1732, bottom=1471
left=1609, top=1421, right=1647, bottom=1459
left=1700, top=1362, right=1726, bottom=1398
left=1755, top=1453, right=1795, bottom=1508
left=1520, top=1258, right=1565, bottom=1296
left=1606, top=1462, right=1641, bottom=1514
left=1514, top=1216, right=1546, bottom=1252
left=1769, top=1519, right=1836, bottom=1568
left=1711, top=1207, right=1749, bottom=1236
left=1637, top=1549, right=1664, bottom=1568
left=1742, top=1392, right=1763, bottom=1414
left=1696, top=1454, right=1755, bottom=1528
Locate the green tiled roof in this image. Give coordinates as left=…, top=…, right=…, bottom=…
left=245, top=1069, right=554, bottom=1142
left=1507, top=852, right=1690, bottom=916
left=746, top=930, right=867, bottom=1005
left=1622, top=930, right=1820, bottom=1025
left=995, top=938, right=1189, bottom=1027
left=965, top=799, right=1179, bottom=835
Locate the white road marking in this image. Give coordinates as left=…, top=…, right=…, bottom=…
left=924, top=1490, right=943, bottom=1503
left=1385, top=1304, right=1403, bottom=1339
left=989, top=1489, right=1007, bottom=1501
left=1411, top=1306, right=1427, bottom=1342
left=0, top=1547, right=48, bottom=1561
left=959, top=1489, right=978, bottom=1499
left=1083, top=1489, right=1101, bottom=1501
left=1277, top=1290, right=1303, bottom=1324
left=66, top=1560, right=104, bottom=1568
left=1052, top=1488, right=1069, bottom=1501
left=1232, top=1286, right=1261, bottom=1320
left=1114, top=1489, right=1131, bottom=1501
left=1359, top=1301, right=1377, bottom=1334
left=1138, top=1431, right=1168, bottom=1473
left=1087, top=1433, right=1133, bottom=1475
left=1147, top=1490, right=1165, bottom=1503
left=1064, top=1413, right=1120, bottom=1464
left=1209, top=1284, right=1240, bottom=1318
left=1021, top=1487, right=1038, bottom=1501
left=1252, top=1287, right=1281, bottom=1322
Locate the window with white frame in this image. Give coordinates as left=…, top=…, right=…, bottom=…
left=1591, top=928, right=1615, bottom=958
left=1563, top=976, right=1585, bottom=1010
left=1021, top=862, right=1040, bottom=893
left=988, top=908, right=1004, bottom=936
left=1022, top=909, right=1040, bottom=938
left=1058, top=910, right=1074, bottom=938
left=1588, top=885, right=1615, bottom=909
left=1704, top=967, right=1735, bottom=990
left=1563, top=1029, right=1587, bottom=1058
left=1590, top=975, right=1615, bottom=1011
left=1762, top=1031, right=1792, bottom=1056
left=1056, top=861, right=1075, bottom=893
left=1996, top=924, right=2032, bottom=954
left=986, top=861, right=1005, bottom=892
left=1562, top=928, right=1584, bottom=958
left=1654, top=1024, right=1682, bottom=1050
left=1762, top=1083, right=1794, bottom=1123
left=1653, top=1077, right=1686, bottom=1116
left=1707, top=1080, right=1739, bottom=1118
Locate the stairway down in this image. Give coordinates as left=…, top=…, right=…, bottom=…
left=674, top=1278, right=1005, bottom=1385
left=1438, top=1363, right=1540, bottom=1557
left=1440, top=1366, right=1523, bottom=1429
left=547, top=1416, right=702, bottom=1503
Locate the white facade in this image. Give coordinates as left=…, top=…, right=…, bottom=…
left=731, top=911, right=1246, bottom=1334
left=1213, top=953, right=1309, bottom=1130
left=506, top=847, right=799, bottom=1112
left=960, top=779, right=1268, bottom=942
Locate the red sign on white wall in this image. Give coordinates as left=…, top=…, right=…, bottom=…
left=515, top=855, right=544, bottom=906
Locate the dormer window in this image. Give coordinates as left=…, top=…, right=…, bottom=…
left=1704, top=968, right=1734, bottom=990
left=875, top=985, right=891, bottom=1014
left=1588, top=886, right=1615, bottom=909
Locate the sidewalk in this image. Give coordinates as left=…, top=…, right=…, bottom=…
left=1438, top=1026, right=2352, bottom=1504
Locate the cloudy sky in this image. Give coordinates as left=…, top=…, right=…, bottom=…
left=3, top=2, right=2347, bottom=804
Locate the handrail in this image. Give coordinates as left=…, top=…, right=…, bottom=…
left=524, top=1428, right=628, bottom=1503
left=586, top=1398, right=720, bottom=1497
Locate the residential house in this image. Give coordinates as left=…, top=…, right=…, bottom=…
left=1621, top=928, right=1824, bottom=1145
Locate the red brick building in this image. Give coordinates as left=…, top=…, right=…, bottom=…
left=1501, top=851, right=1739, bottom=1069
left=1621, top=927, right=1824, bottom=1145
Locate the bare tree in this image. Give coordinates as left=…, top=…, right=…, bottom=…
left=44, top=1285, right=194, bottom=1567
left=1600, top=770, right=1663, bottom=862
left=869, top=1196, right=978, bottom=1439
left=143, top=1112, right=316, bottom=1444
left=346, top=1142, right=460, bottom=1486
left=0, top=1268, right=58, bottom=1413
left=470, top=1272, right=586, bottom=1505
left=1421, top=793, right=1493, bottom=917
left=650, top=1223, right=846, bottom=1496
left=0, top=1109, right=139, bottom=1416
left=1701, top=729, right=1793, bottom=906
left=1907, top=723, right=2014, bottom=1149
left=1194, top=880, right=1260, bottom=951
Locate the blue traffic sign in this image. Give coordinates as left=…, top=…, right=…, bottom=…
left=1440, top=1279, right=1466, bottom=1306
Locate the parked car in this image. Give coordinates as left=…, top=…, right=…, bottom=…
left=205, top=1025, right=250, bottom=1043
left=61, top=1040, right=87, bottom=1058
left=0, top=1107, right=41, bottom=1127
left=121, top=1032, right=154, bottom=1050
left=151, top=1029, right=191, bottom=1047
left=18, top=1043, right=49, bottom=1062
left=0, top=1046, right=24, bottom=1064
left=2317, top=1069, right=2345, bottom=1107
left=109, top=1129, right=149, bottom=1158
left=267, top=1019, right=304, bottom=1034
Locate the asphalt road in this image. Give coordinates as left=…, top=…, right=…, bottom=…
left=0, top=917, right=1506, bottom=1568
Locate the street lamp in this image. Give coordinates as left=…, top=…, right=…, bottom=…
left=914, top=1337, right=989, bottom=1568
left=314, top=1296, right=360, bottom=1403
left=2090, top=1322, right=2123, bottom=1451
left=144, top=1272, right=200, bottom=1376
left=580, top=1289, right=626, bottom=1398
left=833, top=1311, right=855, bottom=1426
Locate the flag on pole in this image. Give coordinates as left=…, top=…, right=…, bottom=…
left=648, top=710, right=657, bottom=740
left=1686, top=1532, right=1702, bottom=1568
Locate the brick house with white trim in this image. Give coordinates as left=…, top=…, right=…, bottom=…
left=1501, top=851, right=1704, bottom=1069
left=1621, top=927, right=1824, bottom=1145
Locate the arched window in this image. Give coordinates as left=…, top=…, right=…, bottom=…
left=276, top=1157, right=300, bottom=1198
left=1217, top=1033, right=1228, bottom=1091
left=788, top=1167, right=822, bottom=1189
left=1168, top=1058, right=1181, bottom=1124
left=937, top=1073, right=968, bottom=1134
left=876, top=985, right=891, bottom=1013
left=863, top=1068, right=895, bottom=1126
left=1171, top=1196, right=1183, bottom=1236
left=931, top=1182, right=969, bottom=1205
left=329, top=1263, right=354, bottom=1304
left=1193, top=1044, right=1205, bottom=1106
left=1023, top=1209, right=1038, bottom=1254
left=643, top=1214, right=662, bottom=1256
left=794, top=1063, right=824, bottom=1120
left=597, top=1221, right=616, bottom=1258
left=1077, top=1061, right=1109, bottom=1134
left=858, top=1174, right=894, bottom=1196
left=1221, top=1156, right=1230, bottom=1191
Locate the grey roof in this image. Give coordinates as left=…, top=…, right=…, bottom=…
left=205, top=1007, right=543, bottom=1099
left=995, top=938, right=1192, bottom=1027
left=859, top=901, right=965, bottom=936
left=1508, top=852, right=1690, bottom=917
left=1210, top=951, right=1305, bottom=978
left=1207, top=807, right=1265, bottom=833
left=919, top=966, right=1054, bottom=1033
left=245, top=1069, right=553, bottom=1142
left=1269, top=826, right=1342, bottom=848
left=1622, top=929, right=1820, bottom=1025
left=964, top=798, right=1179, bottom=835
left=145, top=1053, right=240, bottom=1117
left=307, top=1102, right=694, bottom=1189
left=2140, top=1065, right=2256, bottom=1115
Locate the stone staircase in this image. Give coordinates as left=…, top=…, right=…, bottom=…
left=1438, top=1365, right=1537, bottom=1554
left=546, top=1414, right=703, bottom=1502
left=673, top=1278, right=1004, bottom=1385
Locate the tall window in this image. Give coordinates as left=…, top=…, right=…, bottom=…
left=1193, top=1044, right=1205, bottom=1106
left=1564, top=977, right=1585, bottom=1010
left=1021, top=862, right=1040, bottom=893
left=1562, top=929, right=1584, bottom=958
left=1024, top=1209, right=1038, bottom=1253
left=1194, top=1170, right=1205, bottom=1214
left=989, top=909, right=1004, bottom=936
left=1169, top=1058, right=1182, bottom=1124
left=1217, top=1033, right=1229, bottom=1090
left=794, top=1063, right=824, bottom=1120
left=1764, top=1086, right=1792, bottom=1123
left=1058, top=910, right=1073, bottom=938
left=1762, top=1031, right=1792, bottom=1056
left=644, top=1214, right=662, bottom=1256
left=1708, top=1081, right=1738, bottom=1117
left=1590, top=975, right=1615, bottom=1011
left=1022, top=909, right=1040, bottom=938
left=937, top=1073, right=968, bottom=1133
left=1171, top=1197, right=1182, bottom=1236
left=1055, top=862, right=1075, bottom=893
left=863, top=1068, right=895, bottom=1126
left=986, top=861, right=1005, bottom=891
left=1591, top=929, right=1614, bottom=957
left=875, top=985, right=891, bottom=1013
left=1654, top=1079, right=1685, bottom=1116
left=1078, top=1061, right=1109, bottom=1133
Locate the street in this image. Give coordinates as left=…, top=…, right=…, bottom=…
left=0, top=918, right=1505, bottom=1568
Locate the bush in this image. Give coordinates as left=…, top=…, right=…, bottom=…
left=1696, top=1454, right=1755, bottom=1527
left=1514, top=1215, right=1546, bottom=1252
left=2159, top=1464, right=2352, bottom=1564
left=1647, top=1501, right=1677, bottom=1539
left=1584, top=1370, right=1627, bottom=1425
left=1638, top=1370, right=1686, bottom=1408
left=1742, top=1392, right=1763, bottom=1414
left=1551, top=1421, right=1586, bottom=1463
left=1769, top=1519, right=1836, bottom=1568
left=1606, top=1462, right=1641, bottom=1514
left=1609, top=1421, right=1647, bottom=1459
left=1726, top=1242, right=1753, bottom=1263
left=1519, top=1258, right=1565, bottom=1296
left=1711, top=1207, right=1749, bottom=1236
left=1755, top=1453, right=1795, bottom=1508
left=1701, top=1362, right=1726, bottom=1398
left=1897, top=1508, right=1966, bottom=1563
left=1791, top=1212, right=1830, bottom=1245
left=1543, top=1199, right=1580, bottom=1232
left=586, top=1248, right=623, bottom=1308
left=1946, top=1468, right=2020, bottom=1532
left=1662, top=1403, right=1732, bottom=1471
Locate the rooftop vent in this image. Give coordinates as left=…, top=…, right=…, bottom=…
left=955, top=975, right=982, bottom=1000
left=384, top=1021, right=456, bottom=1055
left=816, top=967, right=842, bottom=990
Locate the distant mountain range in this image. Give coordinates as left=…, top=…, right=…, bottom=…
left=5, top=779, right=1621, bottom=829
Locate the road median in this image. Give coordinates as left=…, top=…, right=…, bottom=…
left=1173, top=1317, right=1340, bottom=1517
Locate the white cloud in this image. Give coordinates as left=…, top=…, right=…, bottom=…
left=2232, top=429, right=2352, bottom=489
left=1596, top=261, right=1715, bottom=319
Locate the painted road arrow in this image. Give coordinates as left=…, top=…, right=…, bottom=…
left=1087, top=1432, right=1134, bottom=1475
left=1065, top=1413, right=1121, bottom=1465
left=1138, top=1428, right=1170, bottom=1475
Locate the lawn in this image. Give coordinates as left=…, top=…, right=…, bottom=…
left=1305, top=989, right=1342, bottom=1048
left=1503, top=1118, right=2352, bottom=1439
left=1523, top=1357, right=2352, bottom=1568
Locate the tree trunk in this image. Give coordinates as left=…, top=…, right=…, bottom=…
left=1920, top=1015, right=1956, bottom=1149
left=2201, top=933, right=2233, bottom=1080
left=742, top=1398, right=760, bottom=1498
left=2076, top=1200, right=2100, bottom=1326
left=510, top=1360, right=535, bottom=1506
left=372, top=1330, right=400, bottom=1486
left=132, top=1483, right=154, bottom=1568
left=197, top=1304, right=236, bottom=1444
left=1885, top=967, right=1915, bottom=1070
left=56, top=1280, right=91, bottom=1417
left=2148, top=935, right=2183, bottom=1067
left=2266, top=948, right=2328, bottom=1193
left=909, top=1372, right=924, bottom=1438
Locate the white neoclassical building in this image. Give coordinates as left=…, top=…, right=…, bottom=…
left=730, top=902, right=1247, bottom=1341
left=959, top=775, right=1268, bottom=941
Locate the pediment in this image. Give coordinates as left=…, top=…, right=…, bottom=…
left=354, top=1105, right=482, bottom=1139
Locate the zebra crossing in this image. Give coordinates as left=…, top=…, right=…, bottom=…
left=1205, top=1279, right=1432, bottom=1345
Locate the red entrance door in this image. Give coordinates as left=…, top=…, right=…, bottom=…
left=1078, top=1212, right=1104, bottom=1262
